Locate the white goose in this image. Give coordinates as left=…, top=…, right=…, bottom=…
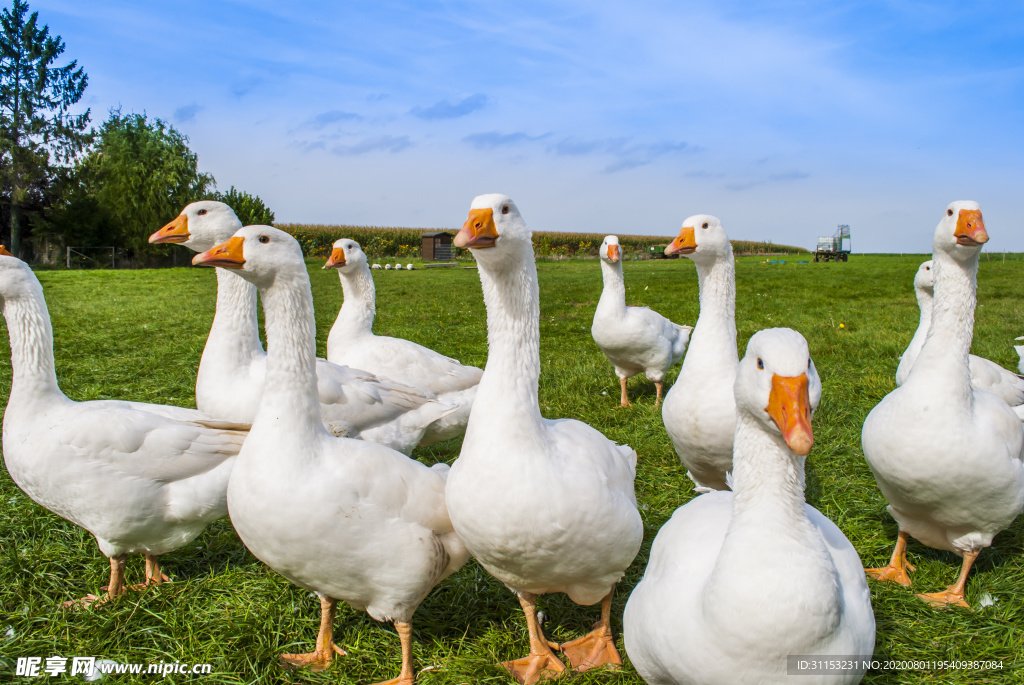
left=324, top=238, right=482, bottom=443
left=624, top=328, right=875, bottom=685
left=591, top=235, right=691, bottom=407
left=445, top=194, right=642, bottom=684
left=192, top=227, right=468, bottom=682
left=0, top=248, right=248, bottom=604
left=661, top=215, right=738, bottom=491
left=1017, top=338, right=1024, bottom=374
left=150, top=202, right=453, bottom=454
left=862, top=201, right=1024, bottom=607
left=896, top=259, right=1024, bottom=420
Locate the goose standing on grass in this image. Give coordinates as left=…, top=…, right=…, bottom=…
left=591, top=235, right=691, bottom=408
left=896, top=260, right=1024, bottom=420
left=324, top=238, right=482, bottom=443
left=0, top=247, right=248, bottom=605
left=862, top=202, right=1024, bottom=607
left=445, top=195, right=642, bottom=684
left=625, top=328, right=874, bottom=685
left=192, top=227, right=468, bottom=682
left=661, top=215, right=738, bottom=491
left=150, top=202, right=454, bottom=454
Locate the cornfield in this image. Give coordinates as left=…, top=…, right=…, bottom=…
left=278, top=223, right=809, bottom=260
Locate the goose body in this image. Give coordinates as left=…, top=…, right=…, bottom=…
left=324, top=238, right=482, bottom=444
left=445, top=195, right=642, bottom=683
left=862, top=202, right=1024, bottom=607
left=150, top=202, right=453, bottom=454
left=0, top=250, right=247, bottom=600
left=193, top=227, right=467, bottom=681
left=592, top=235, right=691, bottom=407
left=897, top=260, right=1024, bottom=420
left=661, top=215, right=738, bottom=491
left=625, top=328, right=874, bottom=685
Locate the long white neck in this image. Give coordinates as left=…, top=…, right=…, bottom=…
left=597, top=258, right=626, bottom=314
left=705, top=411, right=839, bottom=643
left=472, top=242, right=543, bottom=432
left=253, top=267, right=325, bottom=439
left=1, top=277, right=65, bottom=403
left=896, top=284, right=933, bottom=385
left=907, top=249, right=976, bottom=405
left=333, top=264, right=376, bottom=338
left=689, top=253, right=737, bottom=362
left=202, top=268, right=265, bottom=368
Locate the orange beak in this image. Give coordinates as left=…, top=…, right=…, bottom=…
left=607, top=244, right=620, bottom=262
left=0, top=245, right=13, bottom=257
left=150, top=214, right=190, bottom=244
left=324, top=247, right=346, bottom=269
left=193, top=236, right=245, bottom=269
left=766, top=373, right=814, bottom=456
left=954, top=209, right=988, bottom=246
left=665, top=226, right=696, bottom=256
left=454, top=208, right=499, bottom=249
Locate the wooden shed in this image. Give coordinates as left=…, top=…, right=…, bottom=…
left=421, top=231, right=454, bottom=261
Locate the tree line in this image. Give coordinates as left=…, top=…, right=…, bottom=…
left=0, top=0, right=272, bottom=265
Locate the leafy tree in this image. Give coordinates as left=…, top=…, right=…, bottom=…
left=0, top=0, right=89, bottom=258
left=206, top=186, right=275, bottom=226
left=79, top=109, right=214, bottom=262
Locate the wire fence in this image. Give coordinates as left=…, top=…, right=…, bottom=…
left=66, top=247, right=116, bottom=269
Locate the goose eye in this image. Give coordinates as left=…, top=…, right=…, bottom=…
left=259, top=235, right=270, bottom=244
left=808, top=359, right=812, bottom=370
left=756, top=358, right=764, bottom=370
left=197, top=209, right=207, bottom=216
left=947, top=209, right=953, bottom=216
left=925, top=266, right=930, bottom=270
left=502, top=205, right=510, bottom=215
left=702, top=222, right=708, bottom=229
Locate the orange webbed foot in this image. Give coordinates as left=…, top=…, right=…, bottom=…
left=865, top=561, right=914, bottom=587
left=501, top=651, right=566, bottom=684
left=560, top=626, right=622, bottom=672
left=916, top=588, right=970, bottom=609
left=279, top=643, right=345, bottom=671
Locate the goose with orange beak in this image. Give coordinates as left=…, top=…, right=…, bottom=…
left=323, top=238, right=482, bottom=445
left=863, top=201, right=1024, bottom=608
left=661, top=214, right=739, bottom=492
left=625, top=328, right=875, bottom=685
left=150, top=202, right=452, bottom=454
left=445, top=194, right=642, bottom=683
left=896, top=260, right=1024, bottom=419
left=591, top=235, right=691, bottom=408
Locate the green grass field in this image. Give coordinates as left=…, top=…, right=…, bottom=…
left=2, top=253, right=1023, bottom=684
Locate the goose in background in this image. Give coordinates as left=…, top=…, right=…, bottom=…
left=661, top=215, right=738, bottom=491
left=591, top=235, right=691, bottom=407
left=862, top=202, right=1024, bottom=607
left=324, top=238, right=481, bottom=444
left=193, top=227, right=468, bottom=682
left=0, top=247, right=248, bottom=605
left=1015, top=337, right=1024, bottom=374
left=624, top=328, right=874, bottom=685
left=897, top=259, right=1024, bottom=420
left=150, top=202, right=454, bottom=454
left=445, top=195, right=642, bottom=684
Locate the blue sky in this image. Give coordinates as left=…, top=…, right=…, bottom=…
left=30, top=0, right=1024, bottom=252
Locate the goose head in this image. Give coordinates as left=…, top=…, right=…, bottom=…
left=665, top=214, right=730, bottom=264
left=914, top=260, right=934, bottom=295
left=150, top=201, right=243, bottom=253
left=192, top=226, right=304, bottom=289
left=0, top=247, right=41, bottom=305
left=932, top=201, right=988, bottom=264
left=599, top=236, right=621, bottom=264
left=734, top=328, right=821, bottom=456
left=323, top=239, right=368, bottom=272
left=454, top=193, right=531, bottom=265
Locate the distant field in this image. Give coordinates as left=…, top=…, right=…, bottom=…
left=1, top=253, right=1023, bottom=684
left=278, top=222, right=810, bottom=259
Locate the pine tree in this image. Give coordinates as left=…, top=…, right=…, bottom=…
left=0, top=0, right=89, bottom=259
